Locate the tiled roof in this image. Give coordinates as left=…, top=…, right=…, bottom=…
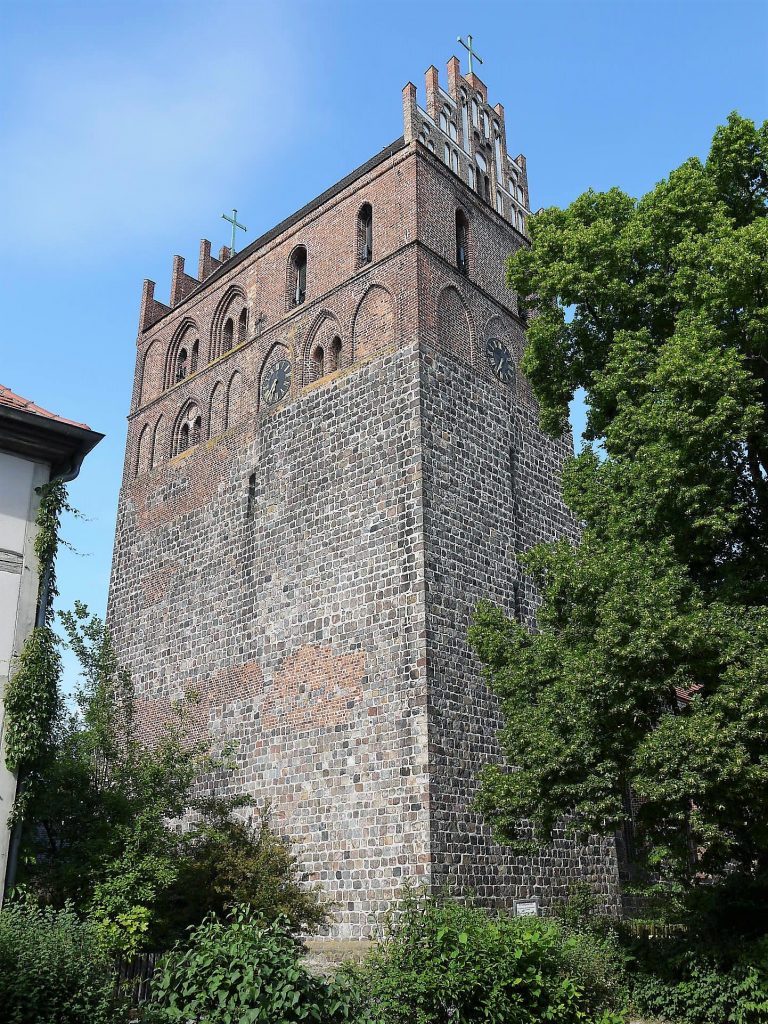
left=0, top=384, right=92, bottom=431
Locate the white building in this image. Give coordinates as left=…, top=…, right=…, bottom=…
left=0, top=385, right=102, bottom=900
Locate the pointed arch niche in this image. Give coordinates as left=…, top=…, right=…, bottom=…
left=352, top=285, right=395, bottom=362
left=303, top=312, right=345, bottom=386
left=164, top=319, right=201, bottom=391
left=437, top=285, right=473, bottom=364
left=211, top=286, right=248, bottom=362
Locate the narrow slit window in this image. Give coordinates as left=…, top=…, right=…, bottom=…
left=223, top=318, right=234, bottom=353
left=311, top=345, right=325, bottom=381
left=247, top=472, right=256, bottom=516
left=330, top=336, right=342, bottom=371
left=358, top=203, right=373, bottom=265
left=291, top=246, right=307, bottom=306
left=175, top=347, right=188, bottom=383
left=456, top=210, right=469, bottom=276
left=190, top=339, right=199, bottom=373
left=238, top=307, right=248, bottom=343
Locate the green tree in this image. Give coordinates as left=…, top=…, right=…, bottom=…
left=18, top=603, right=327, bottom=952
left=469, top=113, right=768, bottom=886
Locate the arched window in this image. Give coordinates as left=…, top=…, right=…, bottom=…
left=311, top=344, right=325, bottom=381
left=439, top=111, right=448, bottom=134
left=290, top=246, right=307, bottom=307
left=468, top=165, right=475, bottom=190
left=175, top=347, right=188, bottom=383
left=484, top=175, right=491, bottom=202
left=223, top=318, right=234, bottom=353
left=444, top=143, right=450, bottom=165
left=451, top=149, right=459, bottom=173
left=175, top=403, right=202, bottom=455
left=238, top=308, right=248, bottom=344
left=455, top=210, right=469, bottom=276
left=461, top=99, right=469, bottom=152
left=191, top=339, right=199, bottom=373
left=449, top=121, right=457, bottom=142
left=471, top=99, right=479, bottom=127
left=496, top=191, right=504, bottom=215
left=427, top=140, right=435, bottom=153
left=357, top=203, right=373, bottom=266
left=330, top=336, right=342, bottom=371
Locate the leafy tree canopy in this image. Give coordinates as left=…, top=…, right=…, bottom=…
left=470, top=113, right=768, bottom=885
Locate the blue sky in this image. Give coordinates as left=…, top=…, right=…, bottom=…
left=1, top=0, right=765, bottom=685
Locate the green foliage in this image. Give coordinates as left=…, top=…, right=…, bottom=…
left=18, top=603, right=327, bottom=955
left=4, top=479, right=71, bottom=784
left=472, top=113, right=768, bottom=887
left=351, top=886, right=626, bottom=1024
left=628, top=935, right=768, bottom=1024
left=157, top=806, right=330, bottom=945
left=147, top=905, right=352, bottom=1023
left=0, top=897, right=124, bottom=1024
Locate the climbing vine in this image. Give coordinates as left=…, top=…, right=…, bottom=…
left=4, top=479, right=72, bottom=782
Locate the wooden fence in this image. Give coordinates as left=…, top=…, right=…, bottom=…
left=115, top=951, right=162, bottom=1007
left=620, top=919, right=688, bottom=940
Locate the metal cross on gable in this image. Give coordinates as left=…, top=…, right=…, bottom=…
left=457, top=34, right=484, bottom=76
left=222, top=208, right=247, bottom=255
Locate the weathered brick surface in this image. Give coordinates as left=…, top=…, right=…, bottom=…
left=108, top=57, right=621, bottom=939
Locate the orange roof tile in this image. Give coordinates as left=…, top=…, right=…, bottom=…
left=0, top=384, right=92, bottom=432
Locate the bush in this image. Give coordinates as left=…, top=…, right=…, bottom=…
left=147, top=904, right=354, bottom=1023
left=0, top=898, right=123, bottom=1024
left=350, top=886, right=626, bottom=1024
left=629, top=935, right=768, bottom=1024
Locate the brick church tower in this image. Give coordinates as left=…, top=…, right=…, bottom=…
left=108, top=52, right=621, bottom=937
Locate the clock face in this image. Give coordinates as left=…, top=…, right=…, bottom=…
left=485, top=338, right=515, bottom=386
left=262, top=358, right=291, bottom=406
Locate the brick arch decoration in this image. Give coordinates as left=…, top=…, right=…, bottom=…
left=139, top=340, right=163, bottom=407
left=352, top=284, right=396, bottom=362
left=171, top=398, right=203, bottom=456
left=257, top=342, right=290, bottom=411
left=151, top=414, right=165, bottom=467
left=135, top=422, right=151, bottom=477
left=208, top=381, right=225, bottom=438
left=225, top=370, right=244, bottom=429
left=436, top=285, right=474, bottom=365
left=211, top=285, right=248, bottom=362
left=302, top=310, right=344, bottom=385
left=163, top=317, right=201, bottom=391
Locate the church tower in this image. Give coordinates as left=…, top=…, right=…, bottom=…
left=108, top=50, right=621, bottom=938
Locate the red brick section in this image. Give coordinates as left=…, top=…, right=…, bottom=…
left=0, top=385, right=92, bottom=431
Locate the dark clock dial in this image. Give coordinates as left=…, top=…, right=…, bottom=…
left=262, top=358, right=292, bottom=405
left=485, top=337, right=515, bottom=386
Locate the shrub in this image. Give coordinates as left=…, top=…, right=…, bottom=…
left=628, top=934, right=768, bottom=1024
left=147, top=904, right=353, bottom=1023
left=351, top=886, right=626, bottom=1024
left=0, top=898, right=123, bottom=1024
